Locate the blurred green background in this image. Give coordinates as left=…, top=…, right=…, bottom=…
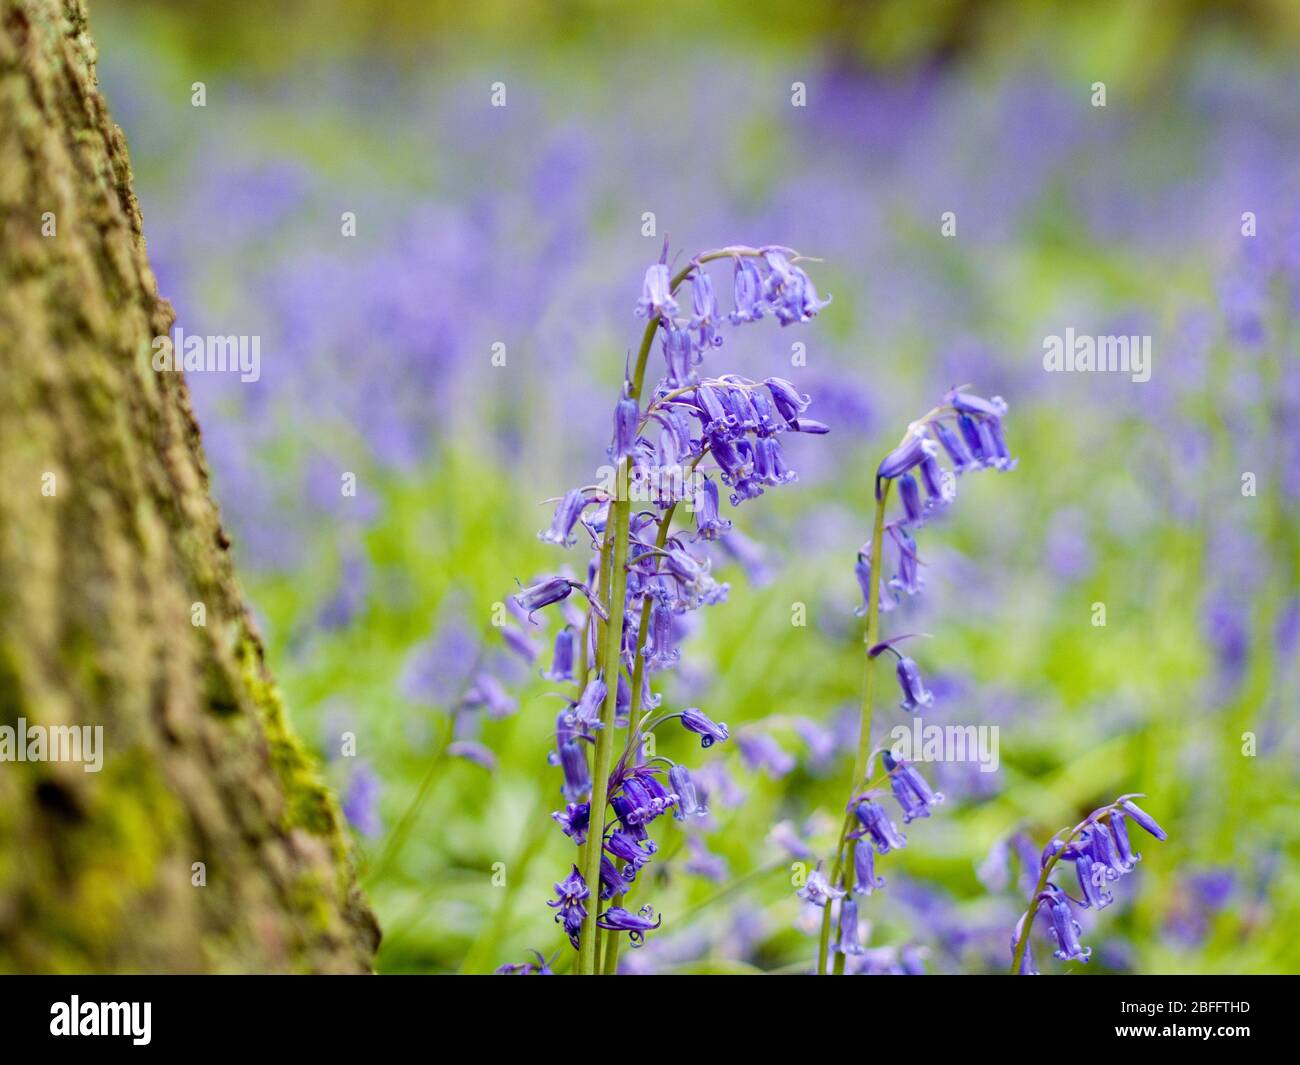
left=89, top=0, right=1299, bottom=973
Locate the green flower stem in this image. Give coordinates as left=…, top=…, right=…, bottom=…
left=818, top=480, right=890, bottom=975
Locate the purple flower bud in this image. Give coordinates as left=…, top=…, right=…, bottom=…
left=895, top=655, right=934, bottom=712
left=1120, top=799, right=1168, bottom=841
left=501, top=625, right=540, bottom=663
left=571, top=677, right=607, bottom=732
left=790, top=417, right=830, bottom=434
left=635, top=262, right=677, bottom=321
left=1074, top=852, right=1113, bottom=910
left=679, top=706, right=729, bottom=748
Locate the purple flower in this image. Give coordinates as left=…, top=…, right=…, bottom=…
left=552, top=801, right=590, bottom=845
left=895, top=655, right=934, bottom=712
left=597, top=904, right=662, bottom=946
left=853, top=839, right=885, bottom=895
left=542, top=627, right=576, bottom=682
left=557, top=740, right=590, bottom=802
left=539, top=488, right=591, bottom=547
left=729, top=257, right=767, bottom=323
left=547, top=865, right=590, bottom=949
left=669, top=763, right=703, bottom=819
left=689, top=269, right=724, bottom=350
left=513, top=576, right=576, bottom=621
left=635, top=262, right=677, bottom=321
left=760, top=249, right=831, bottom=325
left=882, top=751, right=944, bottom=823
left=570, top=677, right=608, bottom=732
left=1043, top=886, right=1090, bottom=963
left=678, top=706, right=730, bottom=748
left=692, top=477, right=733, bottom=540
left=1120, top=798, right=1168, bottom=841
left=501, top=625, right=540, bottom=663
left=737, top=731, right=796, bottom=778
left=612, top=391, right=640, bottom=461
left=854, top=801, right=907, bottom=854
left=797, top=866, right=845, bottom=907
left=837, top=896, right=864, bottom=956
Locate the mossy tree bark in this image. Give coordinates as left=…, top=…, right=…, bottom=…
left=0, top=0, right=379, bottom=972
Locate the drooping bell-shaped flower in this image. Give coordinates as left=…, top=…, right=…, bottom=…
left=797, top=866, right=845, bottom=907
left=1042, top=886, right=1090, bottom=963
left=539, top=488, right=590, bottom=547
left=853, top=838, right=886, bottom=895
left=729, top=256, right=768, bottom=323
left=596, top=904, right=662, bottom=946
left=542, top=627, right=576, bottom=682
left=895, top=655, right=934, bottom=713
left=882, top=751, right=944, bottom=823
left=689, top=269, right=724, bottom=351
left=635, top=262, right=677, bottom=321
left=679, top=706, right=730, bottom=748
left=669, top=763, right=702, bottom=820
left=854, top=800, right=907, bottom=854
left=837, top=896, right=865, bottom=956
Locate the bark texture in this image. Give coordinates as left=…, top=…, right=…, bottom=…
left=0, top=0, right=379, bottom=972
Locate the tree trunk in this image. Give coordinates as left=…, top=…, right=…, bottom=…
left=0, top=0, right=379, bottom=973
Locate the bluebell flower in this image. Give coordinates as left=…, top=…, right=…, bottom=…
left=875, top=430, right=928, bottom=496
left=882, top=751, right=944, bottom=823
left=898, top=471, right=924, bottom=525
left=547, top=865, right=590, bottom=949
left=764, top=376, right=810, bottom=425
left=679, top=706, right=730, bottom=748
left=689, top=269, right=724, bottom=350
left=539, top=488, right=591, bottom=547
left=669, top=763, right=702, bottom=819
left=1074, top=852, right=1113, bottom=910
left=558, top=740, right=591, bottom=802
left=600, top=855, right=633, bottom=897
left=853, top=838, right=886, bottom=895
left=612, top=390, right=640, bottom=461
left=513, top=576, right=577, bottom=621
left=662, top=324, right=695, bottom=387
left=791, top=417, right=829, bottom=434
left=895, top=655, right=934, bottom=712
left=542, top=627, right=576, bottom=682
left=635, top=262, right=677, bottom=321
left=643, top=598, right=680, bottom=671
left=342, top=762, right=382, bottom=837
left=552, top=801, right=590, bottom=845
left=464, top=672, right=517, bottom=718
left=570, top=677, right=608, bottom=732
left=1120, top=797, right=1168, bottom=841
left=597, top=904, right=662, bottom=946
left=887, top=525, right=923, bottom=598
left=692, top=477, right=732, bottom=541
left=1042, top=885, right=1090, bottom=963
left=837, top=897, right=865, bottom=956
left=761, top=249, right=831, bottom=325
left=605, top=829, right=656, bottom=874
left=854, top=800, right=907, bottom=854
left=729, top=257, right=768, bottom=323
left=798, top=866, right=846, bottom=907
